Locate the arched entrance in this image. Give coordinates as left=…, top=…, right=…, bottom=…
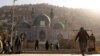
left=39, top=31, right=45, bottom=41
left=57, top=33, right=63, bottom=41
left=57, top=33, right=64, bottom=49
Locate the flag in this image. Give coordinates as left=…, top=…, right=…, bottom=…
left=13, top=0, right=17, bottom=3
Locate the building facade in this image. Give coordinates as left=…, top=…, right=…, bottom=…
left=15, top=9, right=65, bottom=50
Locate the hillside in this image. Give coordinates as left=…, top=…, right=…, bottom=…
left=0, top=4, right=100, bottom=41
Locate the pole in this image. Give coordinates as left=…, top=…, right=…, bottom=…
left=11, top=0, right=15, bottom=47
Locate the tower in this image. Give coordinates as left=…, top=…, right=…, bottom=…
left=50, top=8, right=54, bottom=42
left=50, top=8, right=54, bottom=19
left=31, top=7, right=35, bottom=18
left=50, top=8, right=54, bottom=26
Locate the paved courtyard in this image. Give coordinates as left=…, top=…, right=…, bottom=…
left=0, top=54, right=100, bottom=56
left=21, top=49, right=79, bottom=54
left=0, top=49, right=100, bottom=56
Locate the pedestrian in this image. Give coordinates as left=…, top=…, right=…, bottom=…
left=20, top=33, right=26, bottom=52
left=45, top=41, right=49, bottom=50
left=15, top=35, right=21, bottom=53
left=50, top=43, right=53, bottom=50
left=20, top=33, right=26, bottom=41
left=5, top=40, right=12, bottom=54
left=35, top=40, right=39, bottom=50
left=1, top=30, right=12, bottom=54
left=1, top=36, right=6, bottom=54
left=6, top=30, right=12, bottom=53
left=88, top=33, right=96, bottom=52
left=0, top=36, right=3, bottom=53
left=75, top=27, right=89, bottom=56
left=6, top=31, right=11, bottom=48
left=56, top=42, right=59, bottom=50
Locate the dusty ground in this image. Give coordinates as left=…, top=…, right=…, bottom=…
left=0, top=54, right=100, bottom=56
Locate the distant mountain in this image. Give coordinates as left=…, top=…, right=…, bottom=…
left=0, top=3, right=100, bottom=41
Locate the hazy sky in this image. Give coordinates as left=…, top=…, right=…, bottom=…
left=0, top=0, right=100, bottom=11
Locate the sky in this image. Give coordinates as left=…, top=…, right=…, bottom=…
left=0, top=0, right=100, bottom=12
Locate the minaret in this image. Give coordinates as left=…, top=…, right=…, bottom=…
left=50, top=8, right=54, bottom=28
left=50, top=8, right=54, bottom=42
left=31, top=7, right=35, bottom=25
left=31, top=7, right=35, bottom=18
left=50, top=8, right=54, bottom=27
left=50, top=8, right=54, bottom=19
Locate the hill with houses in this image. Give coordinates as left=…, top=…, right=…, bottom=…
left=0, top=3, right=100, bottom=41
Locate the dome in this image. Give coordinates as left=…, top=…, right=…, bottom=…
left=33, top=14, right=51, bottom=27
left=53, top=22, right=64, bottom=30
left=17, top=21, right=31, bottom=29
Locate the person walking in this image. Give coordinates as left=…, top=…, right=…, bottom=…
left=6, top=31, right=12, bottom=53
left=50, top=43, right=53, bottom=50
left=56, top=42, right=59, bottom=50
left=35, top=40, right=39, bottom=50
left=15, top=35, right=21, bottom=53
left=1, top=36, right=6, bottom=54
left=75, top=27, right=89, bottom=56
left=45, top=41, right=49, bottom=50
left=20, top=33, right=26, bottom=52
left=88, top=33, right=96, bottom=52
left=0, top=36, right=3, bottom=53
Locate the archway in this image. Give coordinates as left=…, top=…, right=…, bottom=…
left=57, top=33, right=64, bottom=49
left=39, top=31, right=45, bottom=41
left=57, top=33, right=63, bottom=41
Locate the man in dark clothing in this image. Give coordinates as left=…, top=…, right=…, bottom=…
left=45, top=41, right=49, bottom=50
left=91, top=34, right=96, bottom=51
left=56, top=43, right=59, bottom=50
left=15, top=35, right=21, bottom=53
left=75, top=27, right=89, bottom=56
left=35, top=40, right=39, bottom=50
left=91, top=34, right=96, bottom=50
left=20, top=33, right=26, bottom=52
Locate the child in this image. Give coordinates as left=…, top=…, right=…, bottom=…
left=88, top=33, right=96, bottom=52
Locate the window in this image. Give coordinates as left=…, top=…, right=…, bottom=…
left=40, top=21, right=45, bottom=26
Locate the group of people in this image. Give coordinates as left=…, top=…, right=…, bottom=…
left=35, top=40, right=59, bottom=50
left=75, top=27, right=96, bottom=56
left=0, top=31, right=13, bottom=54
left=0, top=31, right=25, bottom=54
left=0, top=27, right=96, bottom=55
